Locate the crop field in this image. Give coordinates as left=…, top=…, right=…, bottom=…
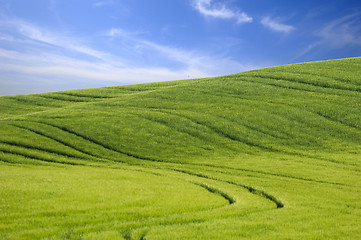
left=0, top=57, right=360, bottom=239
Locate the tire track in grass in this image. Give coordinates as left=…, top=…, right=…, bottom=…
left=125, top=108, right=239, bottom=151
left=133, top=113, right=223, bottom=149
left=190, top=182, right=236, bottom=205
left=239, top=75, right=346, bottom=97
left=234, top=75, right=320, bottom=94
left=182, top=162, right=350, bottom=186
left=170, top=168, right=284, bottom=208
left=158, top=108, right=361, bottom=166
left=119, top=166, right=280, bottom=240
left=223, top=93, right=361, bottom=138
left=0, top=154, right=34, bottom=165
left=249, top=73, right=360, bottom=94
left=134, top=167, right=236, bottom=205
left=280, top=70, right=361, bottom=89
left=138, top=108, right=292, bottom=148
left=10, top=119, right=349, bottom=188
left=137, top=165, right=284, bottom=209
left=0, top=153, right=278, bottom=239
left=115, top=169, right=236, bottom=240
left=6, top=96, right=58, bottom=107
left=120, top=187, right=231, bottom=240
left=137, top=204, right=290, bottom=240
left=37, top=95, right=89, bottom=103
left=139, top=232, right=147, bottom=240
left=32, top=121, right=165, bottom=163
left=34, top=119, right=347, bottom=188
left=0, top=140, right=95, bottom=161
left=0, top=149, right=82, bottom=165
left=151, top=109, right=279, bottom=152
left=141, top=157, right=353, bottom=187
left=10, top=121, right=348, bottom=186
left=10, top=123, right=106, bottom=162
left=10, top=121, right=164, bottom=166
left=168, top=106, right=360, bottom=167
left=58, top=92, right=114, bottom=99
left=313, top=111, right=361, bottom=131
left=212, top=77, right=361, bottom=140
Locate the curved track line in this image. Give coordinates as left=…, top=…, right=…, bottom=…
left=153, top=109, right=279, bottom=152
left=233, top=75, right=320, bottom=94
left=279, top=70, right=361, bottom=89
left=11, top=121, right=349, bottom=186
left=0, top=149, right=82, bottom=165
left=185, top=162, right=350, bottom=186
left=143, top=108, right=291, bottom=142
left=134, top=114, right=215, bottom=145
left=191, top=182, right=236, bottom=205
left=247, top=74, right=360, bottom=93
left=168, top=168, right=284, bottom=208
left=37, top=95, right=88, bottom=102
left=58, top=92, right=114, bottom=99
left=0, top=140, right=93, bottom=161
left=6, top=96, right=54, bottom=107
left=118, top=166, right=283, bottom=240
left=313, top=111, right=361, bottom=131
left=10, top=123, right=104, bottom=161
left=30, top=121, right=166, bottom=164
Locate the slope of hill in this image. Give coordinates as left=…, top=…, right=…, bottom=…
left=0, top=57, right=360, bottom=239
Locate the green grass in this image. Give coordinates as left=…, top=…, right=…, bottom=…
left=0, top=57, right=360, bottom=239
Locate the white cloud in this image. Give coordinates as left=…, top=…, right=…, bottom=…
left=1, top=18, right=128, bottom=65
left=295, top=13, right=361, bottom=59
left=293, top=41, right=322, bottom=60
left=192, top=0, right=252, bottom=24
left=0, top=55, right=199, bottom=83
left=107, top=27, right=257, bottom=76
left=0, top=19, right=259, bottom=94
left=92, top=1, right=114, bottom=7
left=0, top=46, right=210, bottom=83
left=261, top=17, right=295, bottom=34
left=318, top=13, right=361, bottom=47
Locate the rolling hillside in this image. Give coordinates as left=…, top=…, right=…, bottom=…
left=0, top=57, right=360, bottom=239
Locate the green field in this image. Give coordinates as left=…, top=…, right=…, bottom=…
left=0, top=57, right=360, bottom=239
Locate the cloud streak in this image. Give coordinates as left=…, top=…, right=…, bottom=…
left=192, top=0, right=252, bottom=24
left=296, top=13, right=361, bottom=59
left=1, top=18, right=123, bottom=63
left=92, top=1, right=114, bottom=8
left=107, top=27, right=257, bottom=76
left=318, top=13, right=361, bottom=47
left=261, top=17, right=295, bottom=34
left=0, top=17, right=258, bottom=95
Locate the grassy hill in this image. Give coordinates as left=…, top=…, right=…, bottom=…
left=0, top=57, right=360, bottom=239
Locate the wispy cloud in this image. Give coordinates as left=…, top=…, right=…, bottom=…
left=107, top=28, right=256, bottom=76
left=261, top=17, right=295, bottom=34
left=192, top=0, right=252, bottom=24
left=296, top=13, right=361, bottom=59
left=0, top=49, right=200, bottom=83
left=92, top=1, right=114, bottom=8
left=0, top=17, right=258, bottom=95
left=1, top=18, right=127, bottom=65
left=318, top=13, right=361, bottom=47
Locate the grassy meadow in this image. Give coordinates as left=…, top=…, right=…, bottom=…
left=0, top=57, right=360, bottom=239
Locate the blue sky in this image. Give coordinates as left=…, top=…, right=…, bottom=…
left=0, top=0, right=361, bottom=95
